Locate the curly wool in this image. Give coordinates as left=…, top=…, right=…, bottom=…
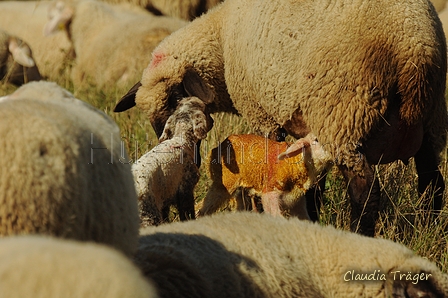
left=0, top=81, right=139, bottom=257
left=136, top=212, right=448, bottom=298
left=135, top=0, right=447, bottom=173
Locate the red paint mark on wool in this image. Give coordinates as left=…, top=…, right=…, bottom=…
left=149, top=52, right=165, bottom=68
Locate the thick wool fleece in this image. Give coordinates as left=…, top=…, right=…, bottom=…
left=0, top=1, right=73, bottom=83
left=135, top=0, right=447, bottom=173
left=0, top=81, right=139, bottom=257
left=136, top=212, right=448, bottom=298
left=47, top=0, right=187, bottom=90
left=0, top=236, right=158, bottom=298
left=101, top=0, right=223, bottom=21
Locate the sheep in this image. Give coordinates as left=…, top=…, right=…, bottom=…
left=99, top=0, right=223, bottom=21
left=135, top=211, right=448, bottom=298
left=0, top=30, right=41, bottom=85
left=199, top=134, right=333, bottom=220
left=133, top=96, right=213, bottom=226
left=0, top=81, right=140, bottom=257
left=114, top=0, right=447, bottom=236
left=0, top=235, right=159, bottom=298
left=44, top=0, right=188, bottom=91
left=0, top=1, right=73, bottom=83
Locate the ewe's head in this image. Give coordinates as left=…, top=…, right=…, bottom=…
left=159, top=96, right=214, bottom=143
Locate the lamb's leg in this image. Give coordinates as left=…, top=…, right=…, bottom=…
left=305, top=169, right=328, bottom=222
left=198, top=183, right=233, bottom=216
left=338, top=162, right=380, bottom=237
left=261, top=191, right=283, bottom=217
left=414, top=137, right=445, bottom=213
left=177, top=190, right=196, bottom=221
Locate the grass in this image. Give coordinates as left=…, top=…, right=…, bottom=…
left=1, top=73, right=447, bottom=272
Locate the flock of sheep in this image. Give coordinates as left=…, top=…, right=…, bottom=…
left=0, top=0, right=448, bottom=297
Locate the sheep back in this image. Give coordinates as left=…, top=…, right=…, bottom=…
left=0, top=236, right=158, bottom=298
left=137, top=212, right=448, bottom=298
left=0, top=81, right=139, bottom=257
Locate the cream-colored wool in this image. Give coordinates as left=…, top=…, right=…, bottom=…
left=124, top=0, right=446, bottom=173
left=45, top=0, right=187, bottom=91
left=0, top=236, right=158, bottom=298
left=0, top=81, right=139, bottom=257
left=100, top=0, right=222, bottom=21
left=199, top=133, right=332, bottom=219
left=133, top=97, right=213, bottom=226
left=432, top=0, right=447, bottom=12
left=0, top=29, right=41, bottom=85
left=0, top=1, right=73, bottom=83
left=136, top=212, right=448, bottom=298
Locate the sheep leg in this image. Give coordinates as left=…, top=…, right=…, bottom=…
left=198, top=183, right=233, bottom=216
left=305, top=169, right=328, bottom=222
left=261, top=191, right=283, bottom=217
left=176, top=190, right=196, bottom=221
left=338, top=162, right=380, bottom=237
left=413, top=137, right=444, bottom=213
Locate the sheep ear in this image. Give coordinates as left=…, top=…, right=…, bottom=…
left=8, top=38, right=35, bottom=67
left=182, top=70, right=214, bottom=103
left=391, top=277, right=446, bottom=298
left=114, top=82, right=141, bottom=112
left=43, top=1, right=74, bottom=36
left=277, top=139, right=310, bottom=160
left=192, top=112, right=213, bottom=140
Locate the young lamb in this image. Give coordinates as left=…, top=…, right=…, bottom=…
left=0, top=236, right=158, bottom=298
left=0, top=30, right=41, bottom=85
left=132, top=96, right=213, bottom=226
left=115, top=0, right=447, bottom=236
left=0, top=81, right=139, bottom=257
left=100, top=0, right=223, bottom=21
left=136, top=212, right=448, bottom=298
left=199, top=134, right=333, bottom=219
left=44, top=0, right=187, bottom=91
left=0, top=1, right=73, bottom=83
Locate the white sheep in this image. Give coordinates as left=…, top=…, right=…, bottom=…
left=100, top=0, right=223, bottom=21
left=136, top=212, right=448, bottom=298
left=0, top=29, right=42, bottom=85
left=115, top=0, right=447, bottom=236
left=0, top=81, right=139, bottom=257
left=0, top=1, right=73, bottom=83
left=44, top=0, right=187, bottom=90
left=0, top=235, right=158, bottom=298
left=199, top=133, right=333, bottom=219
left=133, top=96, right=213, bottom=226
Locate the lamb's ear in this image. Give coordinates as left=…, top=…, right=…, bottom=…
left=44, top=1, right=74, bottom=36
left=8, top=38, right=35, bottom=67
left=182, top=70, right=214, bottom=103
left=114, top=81, right=141, bottom=112
left=278, top=139, right=310, bottom=160
left=192, top=112, right=213, bottom=140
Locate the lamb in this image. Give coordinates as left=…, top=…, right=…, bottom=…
left=44, top=0, right=188, bottom=91
left=100, top=0, right=223, bottom=21
left=132, top=96, right=213, bottom=226
left=0, top=1, right=73, bottom=83
left=0, top=236, right=159, bottom=298
left=0, top=81, right=140, bottom=257
left=114, top=0, right=447, bottom=236
left=0, top=30, right=41, bottom=85
left=199, top=134, right=333, bottom=220
left=135, top=212, right=448, bottom=298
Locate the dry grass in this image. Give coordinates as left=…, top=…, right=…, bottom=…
left=1, top=74, right=447, bottom=272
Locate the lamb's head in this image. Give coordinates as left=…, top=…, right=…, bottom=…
left=43, top=0, right=74, bottom=37
left=159, top=96, right=214, bottom=143
left=278, top=133, right=334, bottom=173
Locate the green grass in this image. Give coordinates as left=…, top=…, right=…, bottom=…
left=1, top=75, right=447, bottom=272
